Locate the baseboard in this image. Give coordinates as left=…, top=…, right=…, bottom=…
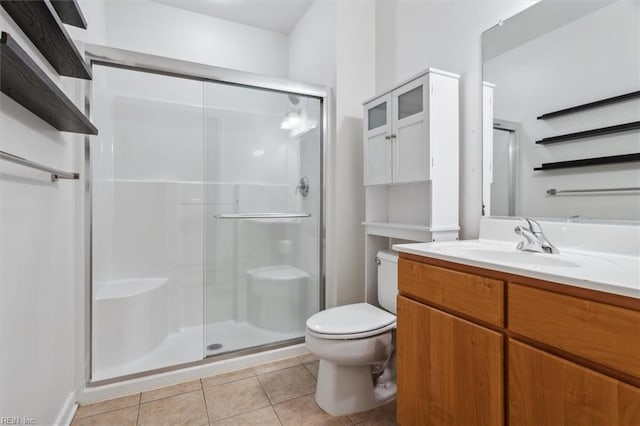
left=54, top=392, right=77, bottom=426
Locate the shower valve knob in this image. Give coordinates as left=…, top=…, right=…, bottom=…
left=296, top=176, right=310, bottom=197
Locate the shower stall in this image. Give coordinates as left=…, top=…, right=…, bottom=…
left=86, top=46, right=326, bottom=382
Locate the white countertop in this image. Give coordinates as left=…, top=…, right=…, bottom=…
left=392, top=218, right=640, bottom=299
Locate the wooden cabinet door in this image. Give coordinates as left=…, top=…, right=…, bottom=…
left=509, top=339, right=640, bottom=426
left=397, top=296, right=504, bottom=426
left=364, top=94, right=392, bottom=185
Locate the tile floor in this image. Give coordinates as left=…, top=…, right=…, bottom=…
left=72, top=353, right=397, bottom=426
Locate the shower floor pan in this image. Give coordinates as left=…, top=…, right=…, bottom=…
left=92, top=321, right=303, bottom=381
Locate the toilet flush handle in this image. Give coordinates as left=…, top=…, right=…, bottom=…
left=375, top=257, right=381, bottom=266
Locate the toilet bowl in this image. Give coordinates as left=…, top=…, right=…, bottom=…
left=305, top=250, right=398, bottom=416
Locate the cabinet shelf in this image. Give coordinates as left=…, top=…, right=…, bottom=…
left=1, top=0, right=91, bottom=79
left=537, top=90, right=640, bottom=120
left=50, top=0, right=87, bottom=29
left=363, top=221, right=458, bottom=241
left=535, top=121, right=640, bottom=145
left=0, top=32, right=98, bottom=135
left=534, top=153, right=640, bottom=171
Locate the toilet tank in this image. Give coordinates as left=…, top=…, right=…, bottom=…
left=377, top=250, right=398, bottom=314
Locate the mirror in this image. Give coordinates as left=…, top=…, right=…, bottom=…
left=482, top=0, right=640, bottom=220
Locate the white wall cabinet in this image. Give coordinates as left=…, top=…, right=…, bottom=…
left=361, top=68, right=460, bottom=305
left=364, top=69, right=458, bottom=186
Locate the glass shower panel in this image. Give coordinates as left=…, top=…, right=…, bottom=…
left=91, top=65, right=205, bottom=380
left=203, top=82, right=322, bottom=356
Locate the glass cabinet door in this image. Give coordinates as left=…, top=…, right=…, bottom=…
left=392, top=78, right=429, bottom=183
left=364, top=95, right=393, bottom=185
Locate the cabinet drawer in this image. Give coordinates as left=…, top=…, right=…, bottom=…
left=398, top=259, right=504, bottom=326
left=509, top=283, right=640, bottom=379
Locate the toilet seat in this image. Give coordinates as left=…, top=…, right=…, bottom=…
left=306, top=303, right=396, bottom=340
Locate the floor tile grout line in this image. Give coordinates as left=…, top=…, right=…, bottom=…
left=302, top=362, right=317, bottom=378
left=255, top=371, right=275, bottom=407
left=73, top=397, right=141, bottom=421
left=252, top=357, right=302, bottom=375
left=210, top=405, right=282, bottom=425
left=200, top=378, right=212, bottom=426
left=271, top=402, right=285, bottom=426
left=268, top=388, right=317, bottom=407
left=139, top=388, right=204, bottom=407
left=201, top=373, right=257, bottom=390
left=135, top=393, right=141, bottom=426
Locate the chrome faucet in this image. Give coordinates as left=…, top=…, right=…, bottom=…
left=514, top=218, right=559, bottom=254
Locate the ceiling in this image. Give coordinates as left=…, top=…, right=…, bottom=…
left=148, top=0, right=313, bottom=34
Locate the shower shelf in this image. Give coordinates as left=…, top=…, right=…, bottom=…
left=533, top=153, right=640, bottom=171
left=535, top=121, right=640, bottom=145
left=50, top=0, right=87, bottom=29
left=0, top=0, right=91, bottom=79
left=0, top=32, right=98, bottom=134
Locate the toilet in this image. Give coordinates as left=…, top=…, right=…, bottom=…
left=305, top=250, right=398, bottom=416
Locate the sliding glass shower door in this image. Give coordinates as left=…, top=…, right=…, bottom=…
left=90, top=61, right=322, bottom=381
left=91, top=65, right=206, bottom=381
left=203, top=82, right=322, bottom=356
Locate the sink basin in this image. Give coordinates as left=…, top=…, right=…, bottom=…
left=429, top=242, right=616, bottom=269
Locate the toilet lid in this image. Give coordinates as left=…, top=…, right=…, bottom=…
left=306, top=303, right=396, bottom=335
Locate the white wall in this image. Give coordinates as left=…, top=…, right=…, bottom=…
left=374, top=0, right=536, bottom=238
left=288, top=2, right=337, bottom=87
left=0, top=12, right=80, bottom=426
left=288, top=2, right=375, bottom=307
left=485, top=0, right=640, bottom=220
left=98, top=0, right=288, bottom=77
left=332, top=3, right=376, bottom=305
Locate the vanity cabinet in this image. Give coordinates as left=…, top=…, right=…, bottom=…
left=397, top=253, right=640, bottom=426
left=397, top=296, right=504, bottom=426
left=509, top=339, right=640, bottom=426
left=363, top=69, right=459, bottom=186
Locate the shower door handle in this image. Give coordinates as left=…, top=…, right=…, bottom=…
left=215, top=213, right=311, bottom=219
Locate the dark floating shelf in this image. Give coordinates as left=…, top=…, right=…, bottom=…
left=535, top=121, right=640, bottom=145
left=537, top=90, right=640, bottom=120
left=1, top=32, right=98, bottom=135
left=0, top=0, right=91, bottom=79
left=50, top=0, right=87, bottom=29
left=534, top=153, right=640, bottom=171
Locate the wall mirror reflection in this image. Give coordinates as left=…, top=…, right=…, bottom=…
left=482, top=0, right=640, bottom=220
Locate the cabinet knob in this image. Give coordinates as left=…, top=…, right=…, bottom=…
left=385, top=135, right=392, bottom=140
left=390, top=134, right=397, bottom=139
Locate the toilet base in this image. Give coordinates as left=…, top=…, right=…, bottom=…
left=315, top=359, right=396, bottom=416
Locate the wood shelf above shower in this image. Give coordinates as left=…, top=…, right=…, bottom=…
left=0, top=32, right=98, bottom=134
left=0, top=0, right=92, bottom=79
left=535, top=121, right=640, bottom=145
left=533, top=153, right=640, bottom=171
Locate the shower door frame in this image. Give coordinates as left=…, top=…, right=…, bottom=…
left=82, top=44, right=329, bottom=386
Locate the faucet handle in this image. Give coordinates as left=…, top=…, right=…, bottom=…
left=523, top=217, right=542, bottom=233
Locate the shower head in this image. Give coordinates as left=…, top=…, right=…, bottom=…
left=288, top=94, right=300, bottom=105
